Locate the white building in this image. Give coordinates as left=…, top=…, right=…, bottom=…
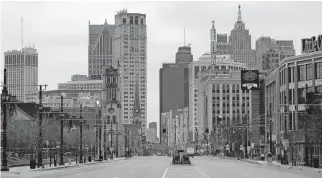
left=4, top=47, right=38, bottom=102
left=161, top=107, right=189, bottom=148
left=58, top=74, right=103, bottom=90
left=229, top=5, right=256, bottom=69
left=189, top=54, right=247, bottom=142
left=146, top=128, right=157, bottom=143
left=114, top=10, right=147, bottom=127
left=42, top=92, right=101, bottom=108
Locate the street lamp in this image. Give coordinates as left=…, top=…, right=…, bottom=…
left=1, top=92, right=12, bottom=171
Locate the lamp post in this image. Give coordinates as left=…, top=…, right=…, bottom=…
left=59, top=95, right=64, bottom=165
left=1, top=71, right=11, bottom=171
left=79, top=104, right=83, bottom=163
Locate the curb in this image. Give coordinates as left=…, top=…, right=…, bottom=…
left=30, top=164, right=80, bottom=171
left=267, top=163, right=322, bottom=173
left=8, top=163, right=30, bottom=168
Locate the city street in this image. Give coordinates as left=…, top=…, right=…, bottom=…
left=2, top=156, right=321, bottom=178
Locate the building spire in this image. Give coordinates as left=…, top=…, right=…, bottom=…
left=237, top=4, right=242, bottom=22
left=212, top=20, right=215, bottom=29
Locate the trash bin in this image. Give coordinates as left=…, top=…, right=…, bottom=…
left=54, top=159, right=57, bottom=166
left=88, top=156, right=92, bottom=162
left=313, top=158, right=319, bottom=168
left=30, top=159, right=36, bottom=169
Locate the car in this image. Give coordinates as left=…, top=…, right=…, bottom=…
left=172, top=149, right=191, bottom=165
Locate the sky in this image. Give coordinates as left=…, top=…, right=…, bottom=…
left=1, top=1, right=322, bottom=136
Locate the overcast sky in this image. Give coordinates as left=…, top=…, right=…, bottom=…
left=1, top=1, right=321, bottom=133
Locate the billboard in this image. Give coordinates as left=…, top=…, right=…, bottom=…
left=241, top=70, right=259, bottom=91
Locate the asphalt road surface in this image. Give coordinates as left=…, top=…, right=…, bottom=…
left=2, top=156, right=321, bottom=178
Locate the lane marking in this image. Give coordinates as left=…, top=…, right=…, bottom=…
left=194, top=166, right=210, bottom=178
left=162, top=168, right=169, bottom=178
left=244, top=173, right=249, bottom=175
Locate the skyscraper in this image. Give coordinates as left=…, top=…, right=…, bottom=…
left=4, top=47, right=38, bottom=102
left=175, top=45, right=193, bottom=67
left=229, top=5, right=256, bottom=69
left=88, top=20, right=115, bottom=80
left=256, top=37, right=295, bottom=71
left=216, top=33, right=232, bottom=55
left=256, top=36, right=274, bottom=72
left=114, top=10, right=147, bottom=128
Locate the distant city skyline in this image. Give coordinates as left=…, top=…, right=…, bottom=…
left=1, top=1, right=321, bottom=136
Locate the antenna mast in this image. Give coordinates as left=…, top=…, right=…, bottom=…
left=184, top=28, right=186, bottom=46
left=21, top=17, right=23, bottom=50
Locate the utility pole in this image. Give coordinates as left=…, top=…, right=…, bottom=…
left=1, top=69, right=9, bottom=171
left=37, top=84, right=47, bottom=168
left=110, top=122, right=113, bottom=159
left=99, top=125, right=102, bottom=160
left=79, top=104, right=83, bottom=163
left=59, top=95, right=64, bottom=165
left=245, top=126, right=248, bottom=159
left=270, top=120, right=273, bottom=153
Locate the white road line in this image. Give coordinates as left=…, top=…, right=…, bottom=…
left=194, top=166, right=210, bottom=178
left=162, top=168, right=169, bottom=178
left=244, top=173, right=249, bottom=175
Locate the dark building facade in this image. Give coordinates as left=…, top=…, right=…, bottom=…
left=175, top=46, right=193, bottom=67
left=159, top=63, right=189, bottom=141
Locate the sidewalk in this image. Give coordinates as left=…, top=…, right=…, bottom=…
left=216, top=156, right=321, bottom=173
left=6, top=159, right=112, bottom=174
left=240, top=158, right=321, bottom=173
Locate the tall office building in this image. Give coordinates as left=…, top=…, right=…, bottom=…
left=159, top=45, right=192, bottom=142
left=256, top=36, right=274, bottom=72
left=4, top=47, right=38, bottom=102
left=256, top=37, right=295, bottom=72
left=114, top=10, right=147, bottom=128
left=88, top=20, right=115, bottom=80
left=175, top=45, right=193, bottom=67
left=229, top=5, right=256, bottom=69
left=159, top=63, right=189, bottom=142
left=216, top=33, right=232, bottom=55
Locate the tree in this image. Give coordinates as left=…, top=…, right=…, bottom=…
left=7, top=117, right=38, bottom=158
left=301, top=93, right=322, bottom=166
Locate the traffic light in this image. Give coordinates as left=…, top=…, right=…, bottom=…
left=205, top=129, right=209, bottom=133
left=162, top=129, right=166, bottom=133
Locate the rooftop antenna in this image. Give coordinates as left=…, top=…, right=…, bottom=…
left=21, top=16, right=23, bottom=50
left=184, top=27, right=186, bottom=46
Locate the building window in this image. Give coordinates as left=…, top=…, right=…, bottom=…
left=135, top=16, right=139, bottom=25
left=140, top=18, right=144, bottom=25
left=123, top=18, right=126, bottom=24
left=306, top=63, right=313, bottom=80
left=130, top=16, right=133, bottom=25
left=298, top=65, right=306, bottom=81
left=315, top=62, right=322, bottom=79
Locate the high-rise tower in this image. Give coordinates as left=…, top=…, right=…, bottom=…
left=114, top=10, right=147, bottom=128
left=229, top=5, right=256, bottom=69
left=88, top=20, right=115, bottom=80
left=4, top=47, right=38, bottom=102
